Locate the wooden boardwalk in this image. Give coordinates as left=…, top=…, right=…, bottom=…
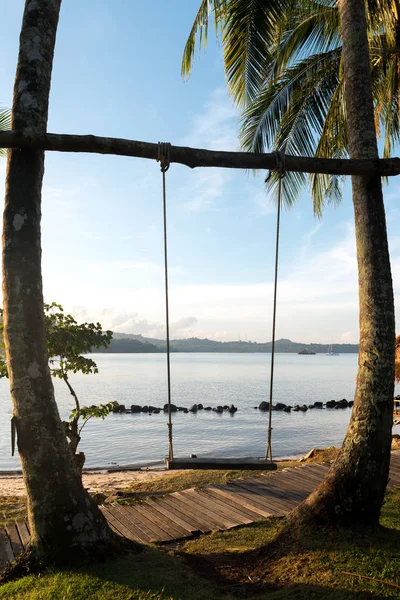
left=2, top=451, right=400, bottom=567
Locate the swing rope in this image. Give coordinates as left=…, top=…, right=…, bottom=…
left=157, top=142, right=174, bottom=461
left=158, top=143, right=284, bottom=465
left=265, top=151, right=285, bottom=461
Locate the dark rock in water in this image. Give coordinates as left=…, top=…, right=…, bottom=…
left=283, top=406, right=291, bottom=413
left=293, top=406, right=300, bottom=412
left=141, top=406, right=149, bottom=413
left=177, top=407, right=185, bottom=411
left=151, top=408, right=160, bottom=414
left=113, top=404, right=125, bottom=413
left=299, top=405, right=308, bottom=412
left=275, top=403, right=287, bottom=411
left=112, top=405, right=120, bottom=413
left=331, top=399, right=348, bottom=409
left=163, top=404, right=177, bottom=412
left=204, top=406, right=212, bottom=411
left=326, top=400, right=336, bottom=408
left=125, top=409, right=132, bottom=414
left=148, top=405, right=158, bottom=412
left=223, top=405, right=229, bottom=410
left=228, top=404, right=237, bottom=413
left=348, top=400, right=354, bottom=407
left=197, top=403, right=204, bottom=410
left=183, top=408, right=189, bottom=413
left=308, top=405, right=315, bottom=409
left=259, top=401, right=270, bottom=411
left=189, top=404, right=198, bottom=412
left=314, top=402, right=323, bottom=409
left=190, top=454, right=197, bottom=458
left=215, top=406, right=223, bottom=413
left=131, top=404, right=142, bottom=413
left=337, top=398, right=348, bottom=408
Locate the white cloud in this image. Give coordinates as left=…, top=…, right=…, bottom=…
left=178, top=88, right=238, bottom=212
left=183, top=88, right=238, bottom=151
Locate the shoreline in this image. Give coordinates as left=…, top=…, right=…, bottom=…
left=0, top=453, right=305, bottom=497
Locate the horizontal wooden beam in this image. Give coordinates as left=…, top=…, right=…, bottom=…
left=0, top=131, right=400, bottom=176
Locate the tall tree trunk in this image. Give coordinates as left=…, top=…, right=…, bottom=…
left=290, top=0, right=395, bottom=527
left=2, top=0, right=113, bottom=559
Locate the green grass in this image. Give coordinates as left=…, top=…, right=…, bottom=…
left=0, top=548, right=228, bottom=600
left=4, top=451, right=400, bottom=600
left=2, top=492, right=400, bottom=598
left=0, top=497, right=26, bottom=527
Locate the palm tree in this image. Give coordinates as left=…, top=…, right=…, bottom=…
left=184, top=0, right=395, bottom=527
left=3, top=0, right=114, bottom=562
left=184, top=1, right=400, bottom=213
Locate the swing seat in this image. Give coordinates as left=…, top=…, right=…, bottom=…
left=165, top=457, right=278, bottom=470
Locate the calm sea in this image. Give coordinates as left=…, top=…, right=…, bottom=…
left=0, top=353, right=398, bottom=471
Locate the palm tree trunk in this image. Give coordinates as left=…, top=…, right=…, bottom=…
left=290, top=0, right=395, bottom=527
left=2, top=0, right=113, bottom=559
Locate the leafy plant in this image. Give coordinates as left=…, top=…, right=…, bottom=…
left=0, top=303, right=116, bottom=471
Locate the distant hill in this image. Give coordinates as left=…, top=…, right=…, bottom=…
left=91, top=333, right=358, bottom=354
left=94, top=337, right=161, bottom=353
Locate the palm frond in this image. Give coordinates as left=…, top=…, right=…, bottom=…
left=0, top=108, right=11, bottom=158
left=222, top=0, right=287, bottom=107
left=182, top=0, right=224, bottom=78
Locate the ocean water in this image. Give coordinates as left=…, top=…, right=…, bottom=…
left=0, top=352, right=396, bottom=471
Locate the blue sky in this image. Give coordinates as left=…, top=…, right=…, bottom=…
left=1, top=0, right=399, bottom=344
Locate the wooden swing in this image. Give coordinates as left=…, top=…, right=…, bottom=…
left=157, top=143, right=283, bottom=471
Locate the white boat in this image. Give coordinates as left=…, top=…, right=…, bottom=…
left=326, top=345, right=339, bottom=356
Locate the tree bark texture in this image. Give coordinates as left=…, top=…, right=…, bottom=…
left=0, top=130, right=400, bottom=176
left=290, top=0, right=395, bottom=527
left=2, top=0, right=113, bottom=559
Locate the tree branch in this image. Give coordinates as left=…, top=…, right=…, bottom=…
left=1, top=131, right=400, bottom=176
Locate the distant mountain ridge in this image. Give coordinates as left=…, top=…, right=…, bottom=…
left=93, top=334, right=358, bottom=354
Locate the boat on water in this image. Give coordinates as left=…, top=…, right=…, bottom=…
left=298, top=348, right=316, bottom=355
left=326, top=345, right=339, bottom=356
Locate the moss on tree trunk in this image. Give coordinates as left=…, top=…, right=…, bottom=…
left=2, top=0, right=114, bottom=561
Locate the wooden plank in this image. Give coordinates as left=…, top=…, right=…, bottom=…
left=101, top=506, right=148, bottom=543
left=257, top=471, right=317, bottom=492
left=146, top=498, right=201, bottom=535
left=210, top=485, right=283, bottom=517
left=0, top=528, right=12, bottom=571
left=124, top=505, right=175, bottom=542
left=283, top=468, right=327, bottom=486
left=5, top=523, right=23, bottom=558
left=170, top=491, right=229, bottom=529
left=166, top=457, right=277, bottom=470
left=275, top=470, right=320, bottom=491
left=203, top=487, right=270, bottom=520
left=247, top=476, right=313, bottom=503
left=196, top=489, right=255, bottom=524
left=250, top=473, right=317, bottom=496
left=107, top=505, right=153, bottom=543
left=16, top=521, right=30, bottom=549
left=0, top=527, right=14, bottom=565
left=156, top=495, right=213, bottom=533
left=299, top=464, right=330, bottom=477
left=183, top=489, right=250, bottom=528
left=228, top=481, right=302, bottom=511
left=137, top=501, right=190, bottom=540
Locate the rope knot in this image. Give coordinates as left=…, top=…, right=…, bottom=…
left=265, top=150, right=286, bottom=184
left=157, top=142, right=171, bottom=172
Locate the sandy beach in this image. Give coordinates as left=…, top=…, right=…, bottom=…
left=0, top=468, right=179, bottom=497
